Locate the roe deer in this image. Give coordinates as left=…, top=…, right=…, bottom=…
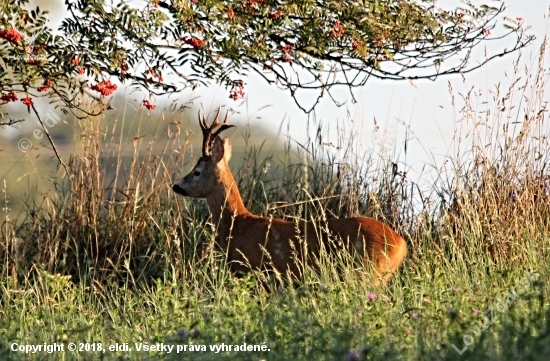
left=173, top=109, right=407, bottom=283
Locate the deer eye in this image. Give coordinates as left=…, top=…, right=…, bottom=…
left=193, top=171, right=201, bottom=176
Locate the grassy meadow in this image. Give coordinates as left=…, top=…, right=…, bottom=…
left=1, top=52, right=550, bottom=360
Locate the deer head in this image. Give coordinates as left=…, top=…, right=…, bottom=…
left=172, top=108, right=235, bottom=199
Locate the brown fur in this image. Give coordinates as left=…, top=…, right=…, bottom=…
left=173, top=111, right=407, bottom=283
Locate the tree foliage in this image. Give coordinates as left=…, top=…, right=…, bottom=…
left=0, top=0, right=534, bottom=122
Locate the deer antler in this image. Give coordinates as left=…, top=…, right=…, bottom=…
left=198, top=107, right=235, bottom=157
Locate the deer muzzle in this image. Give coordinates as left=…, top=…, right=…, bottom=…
left=172, top=183, right=187, bottom=196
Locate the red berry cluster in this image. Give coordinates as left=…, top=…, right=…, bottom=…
left=146, top=67, right=163, bottom=83
left=28, top=55, right=43, bottom=64
left=182, top=36, right=205, bottom=48
left=227, top=7, right=235, bottom=20
left=229, top=81, right=246, bottom=101
left=351, top=37, right=364, bottom=51
left=33, top=44, right=47, bottom=52
left=1, top=92, right=18, bottom=102
left=0, top=28, right=21, bottom=43
left=21, top=95, right=33, bottom=107
left=330, top=21, right=344, bottom=38
left=91, top=80, right=117, bottom=96
left=281, top=55, right=292, bottom=63
left=245, top=0, right=266, bottom=12
left=37, top=80, right=53, bottom=92
left=281, top=44, right=293, bottom=63
left=142, top=99, right=155, bottom=110
left=268, top=11, right=282, bottom=20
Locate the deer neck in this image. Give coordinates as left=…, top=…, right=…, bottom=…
left=205, top=166, right=251, bottom=241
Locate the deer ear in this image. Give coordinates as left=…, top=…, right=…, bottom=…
left=212, top=136, right=232, bottom=163
left=222, top=137, right=232, bottom=162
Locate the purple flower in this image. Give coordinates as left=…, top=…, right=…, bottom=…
left=345, top=350, right=360, bottom=361
left=472, top=309, right=479, bottom=316
left=412, top=313, right=419, bottom=320
left=368, top=293, right=376, bottom=302
left=177, top=329, right=188, bottom=339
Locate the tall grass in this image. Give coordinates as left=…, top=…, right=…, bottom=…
left=0, top=45, right=549, bottom=360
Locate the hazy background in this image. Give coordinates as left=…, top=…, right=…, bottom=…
left=1, top=0, right=548, bottom=217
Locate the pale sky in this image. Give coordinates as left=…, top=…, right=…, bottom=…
left=202, top=1, right=550, bottom=185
